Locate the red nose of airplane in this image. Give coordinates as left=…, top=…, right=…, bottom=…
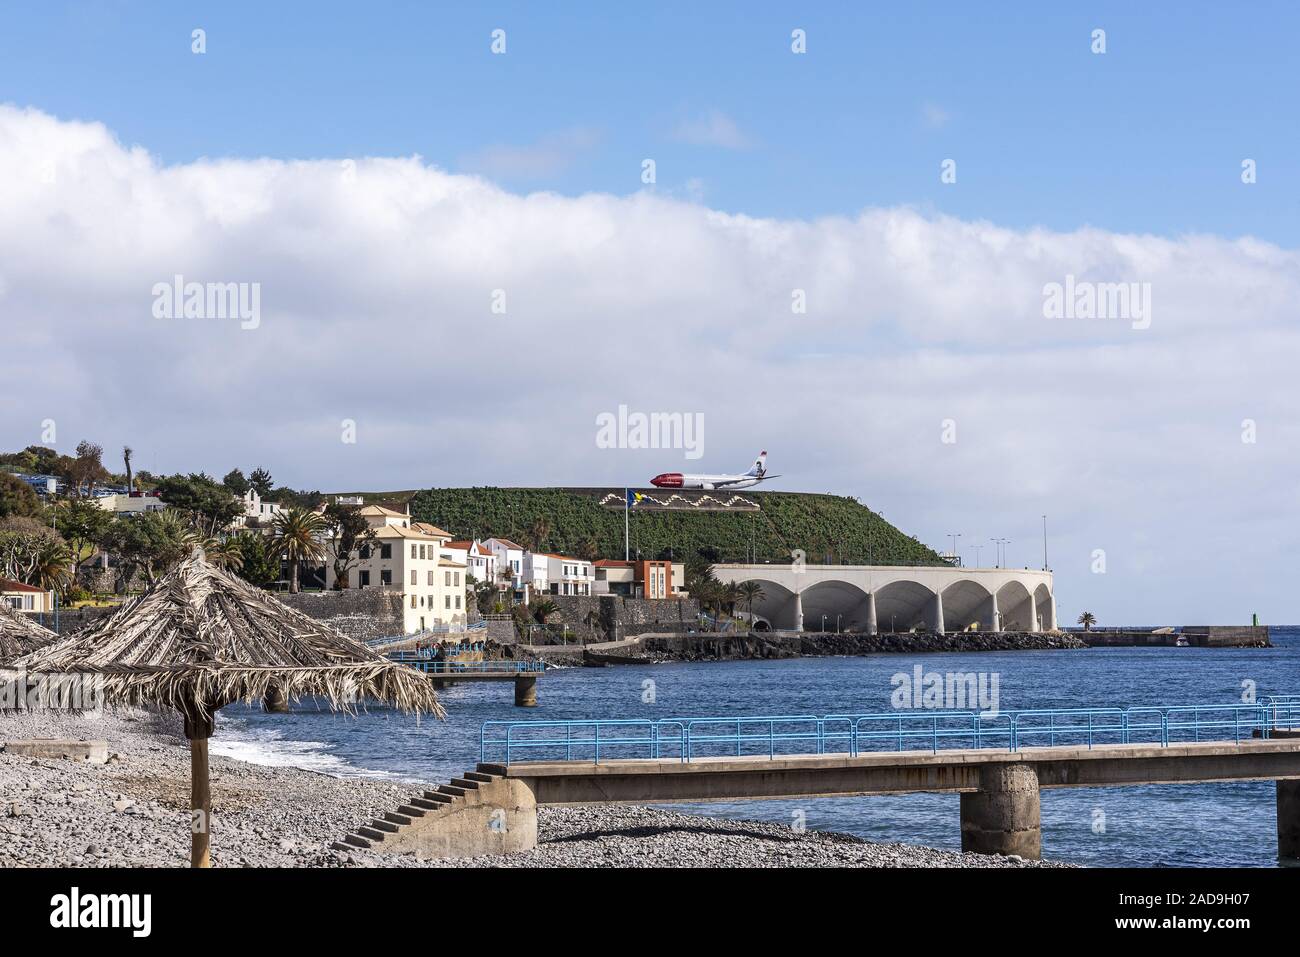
left=651, top=473, right=683, bottom=488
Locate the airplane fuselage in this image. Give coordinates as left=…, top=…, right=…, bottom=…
left=650, top=473, right=762, bottom=490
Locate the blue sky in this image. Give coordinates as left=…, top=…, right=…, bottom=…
left=2, top=1, right=1296, bottom=242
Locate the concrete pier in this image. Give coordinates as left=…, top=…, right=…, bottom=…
left=959, top=762, right=1041, bottom=859
left=1279, top=779, right=1300, bottom=865
left=514, top=675, right=538, bottom=708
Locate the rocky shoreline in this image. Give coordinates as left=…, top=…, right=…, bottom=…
left=0, top=708, right=1066, bottom=868
left=572, top=630, right=1087, bottom=665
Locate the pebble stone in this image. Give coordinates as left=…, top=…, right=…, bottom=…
left=0, top=708, right=1068, bottom=869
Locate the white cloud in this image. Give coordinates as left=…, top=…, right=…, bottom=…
left=1, top=105, right=1297, bottom=623
left=670, top=109, right=752, bottom=150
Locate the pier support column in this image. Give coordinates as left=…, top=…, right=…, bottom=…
left=514, top=675, right=537, bottom=708
left=1279, top=780, right=1300, bottom=866
left=793, top=591, right=804, bottom=632
left=866, top=592, right=878, bottom=635
left=960, top=763, right=1041, bottom=859
left=987, top=592, right=1000, bottom=632
left=1026, top=593, right=1039, bottom=633
left=932, top=591, right=945, bottom=635
left=263, top=684, right=290, bottom=713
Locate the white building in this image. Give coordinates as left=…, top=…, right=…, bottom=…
left=239, top=489, right=284, bottom=526
left=445, top=540, right=496, bottom=588
left=485, top=538, right=527, bottom=596
left=532, top=554, right=595, bottom=597
left=94, top=492, right=167, bottom=516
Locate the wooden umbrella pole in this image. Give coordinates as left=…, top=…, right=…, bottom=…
left=190, top=734, right=211, bottom=868
left=184, top=701, right=216, bottom=869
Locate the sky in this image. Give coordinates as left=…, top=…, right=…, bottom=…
left=0, top=2, right=1297, bottom=623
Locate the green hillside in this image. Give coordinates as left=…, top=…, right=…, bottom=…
left=402, top=487, right=944, bottom=565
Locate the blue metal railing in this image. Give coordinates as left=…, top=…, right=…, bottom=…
left=480, top=696, right=1300, bottom=765
left=390, top=653, right=545, bottom=675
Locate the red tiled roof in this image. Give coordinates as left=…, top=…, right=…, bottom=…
left=0, top=579, right=46, bottom=593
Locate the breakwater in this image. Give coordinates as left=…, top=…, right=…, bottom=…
left=585, top=630, right=1086, bottom=664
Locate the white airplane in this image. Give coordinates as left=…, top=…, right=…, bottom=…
left=650, top=451, right=781, bottom=490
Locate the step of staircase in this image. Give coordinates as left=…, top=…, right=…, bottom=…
left=336, top=767, right=493, bottom=856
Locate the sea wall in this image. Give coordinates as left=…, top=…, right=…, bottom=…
left=543, top=595, right=701, bottom=643
left=1072, top=626, right=1270, bottom=648
left=276, top=589, right=405, bottom=642
left=635, top=630, right=1087, bottom=661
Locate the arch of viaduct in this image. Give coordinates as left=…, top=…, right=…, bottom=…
left=712, top=564, right=1057, bottom=635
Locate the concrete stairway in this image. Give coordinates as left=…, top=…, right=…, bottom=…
left=330, top=767, right=537, bottom=859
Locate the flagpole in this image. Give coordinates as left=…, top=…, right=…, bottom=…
left=624, top=487, right=630, bottom=562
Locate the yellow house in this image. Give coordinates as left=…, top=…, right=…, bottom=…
left=1, top=579, right=55, bottom=615
left=323, top=518, right=467, bottom=634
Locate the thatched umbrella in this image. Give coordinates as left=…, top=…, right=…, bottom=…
left=0, top=600, right=57, bottom=663
left=10, top=547, right=443, bottom=867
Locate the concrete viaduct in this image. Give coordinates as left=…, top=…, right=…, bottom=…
left=712, top=563, right=1057, bottom=634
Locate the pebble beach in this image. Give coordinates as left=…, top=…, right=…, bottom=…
left=0, top=709, right=1066, bottom=869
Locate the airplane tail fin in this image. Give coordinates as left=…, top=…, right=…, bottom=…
left=746, top=450, right=768, bottom=477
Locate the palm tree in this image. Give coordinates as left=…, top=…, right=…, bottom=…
left=30, top=538, right=72, bottom=596
left=582, top=607, right=603, bottom=638
left=200, top=537, right=245, bottom=572
left=737, top=581, right=765, bottom=625
left=530, top=598, right=559, bottom=624
left=266, top=507, right=326, bottom=593
left=526, top=517, right=551, bottom=552
left=1077, top=611, right=1097, bottom=631
left=721, top=582, right=743, bottom=616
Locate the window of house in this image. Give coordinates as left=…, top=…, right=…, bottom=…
left=381, top=544, right=392, bottom=559
left=410, top=595, right=417, bottom=608
left=381, top=570, right=392, bottom=585
left=419, top=545, right=426, bottom=560
left=410, top=570, right=417, bottom=586
left=444, top=571, right=451, bottom=586
left=445, top=595, right=451, bottom=609
left=455, top=595, right=461, bottom=609
left=359, top=570, right=370, bottom=587
left=455, top=572, right=460, bottom=586
left=428, top=570, right=435, bottom=586
left=360, top=545, right=371, bottom=559
left=411, top=544, right=417, bottom=559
